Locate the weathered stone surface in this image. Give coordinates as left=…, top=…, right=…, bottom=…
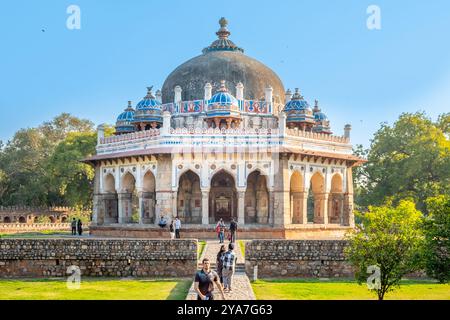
left=0, top=239, right=197, bottom=278
left=245, top=240, right=354, bottom=278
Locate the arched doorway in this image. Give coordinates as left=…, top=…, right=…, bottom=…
left=245, top=171, right=269, bottom=224
left=290, top=171, right=305, bottom=224
left=61, top=216, right=68, bottom=223
left=209, top=170, right=237, bottom=223
left=329, top=174, right=344, bottom=224
left=3, top=216, right=11, bottom=223
left=49, top=216, right=56, bottom=223
left=142, top=171, right=156, bottom=224
left=18, top=216, right=26, bottom=223
left=120, top=172, right=138, bottom=224
left=177, top=170, right=202, bottom=224
left=103, top=173, right=118, bottom=224
left=308, top=172, right=325, bottom=223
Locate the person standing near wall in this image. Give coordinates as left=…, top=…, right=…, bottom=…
left=229, top=218, right=237, bottom=243
left=169, top=220, right=175, bottom=239
left=77, top=219, right=83, bottom=236
left=175, top=216, right=181, bottom=238
left=71, top=218, right=77, bottom=235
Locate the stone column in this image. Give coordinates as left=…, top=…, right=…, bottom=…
left=118, top=193, right=132, bottom=224
left=268, top=191, right=275, bottom=225
left=237, top=190, right=245, bottom=225
left=172, top=191, right=178, bottom=219
left=301, top=191, right=308, bottom=224
left=138, top=191, right=143, bottom=224
left=201, top=190, right=209, bottom=225
left=273, top=154, right=290, bottom=227
left=323, top=193, right=329, bottom=225
left=344, top=167, right=355, bottom=227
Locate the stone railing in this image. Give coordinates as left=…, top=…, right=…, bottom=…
left=0, top=223, right=73, bottom=234
left=286, top=128, right=349, bottom=143
left=0, top=239, right=197, bottom=277
left=0, top=206, right=88, bottom=213
left=170, top=127, right=279, bottom=135
left=100, top=129, right=160, bottom=144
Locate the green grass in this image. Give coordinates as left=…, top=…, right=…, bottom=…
left=0, top=231, right=72, bottom=239
left=0, top=278, right=192, bottom=300
left=237, top=240, right=246, bottom=259
left=251, top=278, right=450, bottom=300
left=197, top=240, right=206, bottom=259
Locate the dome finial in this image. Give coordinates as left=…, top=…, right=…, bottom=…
left=145, top=86, right=155, bottom=99
left=314, top=99, right=320, bottom=112
left=216, top=17, right=231, bottom=39
left=218, top=80, right=228, bottom=92
left=292, top=88, right=304, bottom=100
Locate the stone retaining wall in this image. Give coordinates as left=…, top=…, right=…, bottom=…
left=0, top=239, right=197, bottom=278
left=245, top=240, right=354, bottom=278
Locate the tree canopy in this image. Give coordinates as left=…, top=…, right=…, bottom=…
left=354, top=112, right=450, bottom=212
left=0, top=113, right=114, bottom=208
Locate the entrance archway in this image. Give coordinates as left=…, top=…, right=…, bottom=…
left=103, top=173, right=118, bottom=224
left=177, top=170, right=202, bottom=224
left=290, top=171, right=305, bottom=224
left=120, top=172, right=138, bottom=224
left=209, top=170, right=237, bottom=223
left=308, top=172, right=325, bottom=223
left=245, top=171, right=269, bottom=224
left=329, top=174, right=344, bottom=224
left=142, top=171, right=156, bottom=224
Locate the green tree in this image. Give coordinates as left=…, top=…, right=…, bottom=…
left=354, top=112, right=450, bottom=212
left=345, top=200, right=424, bottom=300
left=422, top=195, right=450, bottom=283
left=44, top=131, right=97, bottom=207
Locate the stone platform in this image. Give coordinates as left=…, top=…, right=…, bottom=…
left=90, top=224, right=352, bottom=240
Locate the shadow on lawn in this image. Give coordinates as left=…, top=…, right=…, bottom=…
left=167, top=279, right=193, bottom=300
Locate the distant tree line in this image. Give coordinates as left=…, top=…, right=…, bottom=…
left=0, top=113, right=113, bottom=208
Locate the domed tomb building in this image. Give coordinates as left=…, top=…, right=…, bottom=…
left=84, top=18, right=365, bottom=239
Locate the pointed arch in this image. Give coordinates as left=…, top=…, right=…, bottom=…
left=307, top=171, right=326, bottom=223
left=209, top=170, right=237, bottom=223
left=329, top=173, right=344, bottom=224
left=141, top=170, right=156, bottom=224
left=104, top=174, right=116, bottom=193
left=245, top=170, right=269, bottom=224
left=177, top=170, right=202, bottom=224
left=290, top=170, right=305, bottom=223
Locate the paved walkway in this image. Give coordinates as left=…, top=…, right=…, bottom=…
left=186, top=240, right=256, bottom=300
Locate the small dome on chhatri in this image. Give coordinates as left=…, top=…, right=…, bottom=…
left=284, top=88, right=312, bottom=113
left=115, top=101, right=135, bottom=134
left=313, top=100, right=328, bottom=121
left=132, top=87, right=163, bottom=129
left=208, top=80, right=239, bottom=108
left=135, top=86, right=162, bottom=110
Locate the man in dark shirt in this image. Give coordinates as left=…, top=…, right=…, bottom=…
left=229, top=218, right=237, bottom=243
left=194, top=258, right=226, bottom=300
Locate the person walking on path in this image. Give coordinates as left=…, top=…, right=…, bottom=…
left=216, top=218, right=225, bottom=243
left=229, top=218, right=237, bottom=243
left=221, top=243, right=237, bottom=293
left=77, top=219, right=83, bottom=236
left=216, top=245, right=226, bottom=284
left=71, top=218, right=77, bottom=235
left=194, top=258, right=226, bottom=300
left=169, top=220, right=175, bottom=239
left=175, top=216, right=181, bottom=238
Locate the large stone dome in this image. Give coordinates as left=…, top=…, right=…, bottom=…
left=161, top=18, right=285, bottom=104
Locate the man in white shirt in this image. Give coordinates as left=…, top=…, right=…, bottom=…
left=175, top=217, right=181, bottom=238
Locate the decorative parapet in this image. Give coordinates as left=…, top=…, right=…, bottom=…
left=286, top=128, right=349, bottom=143
left=100, top=129, right=160, bottom=144
left=169, top=127, right=279, bottom=135
left=0, top=206, right=89, bottom=213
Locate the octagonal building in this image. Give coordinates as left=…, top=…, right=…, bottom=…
left=84, top=18, right=365, bottom=239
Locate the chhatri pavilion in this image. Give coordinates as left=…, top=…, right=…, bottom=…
left=84, top=18, right=365, bottom=239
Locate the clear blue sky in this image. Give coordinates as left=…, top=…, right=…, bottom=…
left=1, top=0, right=449, bottom=147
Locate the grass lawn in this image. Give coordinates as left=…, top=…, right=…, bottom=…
left=237, top=240, right=246, bottom=259
left=197, top=240, right=206, bottom=259
left=0, top=278, right=192, bottom=300
left=252, top=278, right=450, bottom=300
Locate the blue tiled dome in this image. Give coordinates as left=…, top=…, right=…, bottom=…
left=208, top=91, right=239, bottom=107
left=133, top=87, right=163, bottom=124
left=283, top=88, right=312, bottom=112
left=115, top=101, right=136, bottom=134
